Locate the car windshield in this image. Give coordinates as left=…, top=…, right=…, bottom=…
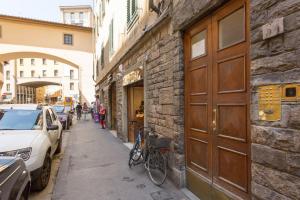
left=64, top=106, right=71, bottom=112
left=0, top=109, right=43, bottom=130
left=53, top=106, right=64, bottom=113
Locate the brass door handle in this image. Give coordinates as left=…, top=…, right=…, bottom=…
left=212, top=108, right=217, bottom=131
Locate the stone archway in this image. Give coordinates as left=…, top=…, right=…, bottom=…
left=0, top=51, right=79, bottom=69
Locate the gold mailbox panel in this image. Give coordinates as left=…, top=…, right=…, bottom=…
left=258, top=85, right=281, bottom=121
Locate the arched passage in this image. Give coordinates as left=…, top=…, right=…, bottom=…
left=0, top=52, right=79, bottom=69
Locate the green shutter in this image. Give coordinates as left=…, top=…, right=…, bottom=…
left=109, top=19, right=114, bottom=55
left=127, top=0, right=130, bottom=24
left=132, top=0, right=137, bottom=15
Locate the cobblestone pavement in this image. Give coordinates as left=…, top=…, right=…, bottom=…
left=52, top=118, right=189, bottom=200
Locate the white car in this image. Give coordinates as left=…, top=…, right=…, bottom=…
left=0, top=104, right=63, bottom=191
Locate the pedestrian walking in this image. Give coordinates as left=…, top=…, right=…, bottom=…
left=94, top=95, right=101, bottom=123
left=76, top=102, right=82, bottom=120
left=83, top=102, right=89, bottom=120
left=99, top=103, right=106, bottom=129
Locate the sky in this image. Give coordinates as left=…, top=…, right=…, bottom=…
left=0, top=0, right=93, bottom=22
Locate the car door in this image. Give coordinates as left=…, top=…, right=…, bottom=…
left=50, top=108, right=61, bottom=131
left=45, top=109, right=59, bottom=153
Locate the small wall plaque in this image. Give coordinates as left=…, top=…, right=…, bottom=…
left=262, top=17, right=284, bottom=40
left=258, top=85, right=281, bottom=121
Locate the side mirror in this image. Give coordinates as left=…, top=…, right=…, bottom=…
left=47, top=125, right=59, bottom=131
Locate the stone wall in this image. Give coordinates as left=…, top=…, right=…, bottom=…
left=172, top=0, right=226, bottom=31
left=97, top=19, right=186, bottom=187
left=250, top=0, right=300, bottom=199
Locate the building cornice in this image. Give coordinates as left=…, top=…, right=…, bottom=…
left=0, top=14, right=92, bottom=32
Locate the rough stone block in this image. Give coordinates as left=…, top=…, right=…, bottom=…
left=251, top=125, right=300, bottom=152
left=252, top=181, right=291, bottom=200
left=159, top=88, right=174, bottom=105
left=286, top=153, right=300, bottom=176
left=251, top=52, right=297, bottom=75
left=251, top=143, right=287, bottom=171
left=288, top=105, right=300, bottom=129
left=162, top=105, right=175, bottom=115
left=252, top=163, right=300, bottom=199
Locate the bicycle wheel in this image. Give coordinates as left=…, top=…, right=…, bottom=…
left=128, top=143, right=142, bottom=167
left=147, top=150, right=167, bottom=186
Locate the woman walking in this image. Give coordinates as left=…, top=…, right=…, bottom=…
left=99, top=104, right=106, bottom=129
left=83, top=102, right=89, bottom=120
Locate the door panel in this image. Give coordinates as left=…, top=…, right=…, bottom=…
left=212, top=0, right=249, bottom=198
left=184, top=0, right=250, bottom=199
left=185, top=17, right=213, bottom=180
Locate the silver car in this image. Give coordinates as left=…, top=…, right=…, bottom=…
left=0, top=157, right=31, bottom=200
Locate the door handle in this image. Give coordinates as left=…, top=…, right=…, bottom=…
left=212, top=108, right=217, bottom=131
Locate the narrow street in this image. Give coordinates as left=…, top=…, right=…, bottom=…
left=52, top=119, right=189, bottom=200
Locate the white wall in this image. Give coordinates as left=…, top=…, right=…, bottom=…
left=0, top=43, right=94, bottom=105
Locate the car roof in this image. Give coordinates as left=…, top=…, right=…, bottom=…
left=0, top=104, right=43, bottom=110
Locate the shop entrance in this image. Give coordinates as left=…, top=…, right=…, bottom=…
left=110, top=82, right=117, bottom=130
left=184, top=0, right=250, bottom=199
left=127, top=80, right=144, bottom=143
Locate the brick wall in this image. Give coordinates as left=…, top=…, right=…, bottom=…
left=250, top=0, right=300, bottom=199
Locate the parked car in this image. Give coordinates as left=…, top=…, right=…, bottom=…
left=0, top=157, right=31, bottom=200
left=52, top=105, right=73, bottom=130
left=0, top=104, right=63, bottom=191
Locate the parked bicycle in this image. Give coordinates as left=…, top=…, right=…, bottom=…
left=128, top=127, right=171, bottom=186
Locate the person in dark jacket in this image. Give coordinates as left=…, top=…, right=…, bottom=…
left=76, top=103, right=83, bottom=120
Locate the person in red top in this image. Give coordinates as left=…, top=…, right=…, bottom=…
left=99, top=103, right=107, bottom=129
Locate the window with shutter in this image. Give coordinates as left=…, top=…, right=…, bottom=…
left=109, top=19, right=114, bottom=56
left=101, top=47, right=104, bottom=69
left=127, top=0, right=138, bottom=29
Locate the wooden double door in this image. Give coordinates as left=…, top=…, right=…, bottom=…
left=184, top=0, right=250, bottom=199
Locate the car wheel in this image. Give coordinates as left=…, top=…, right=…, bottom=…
left=55, top=133, right=62, bottom=154
left=32, top=152, right=51, bottom=191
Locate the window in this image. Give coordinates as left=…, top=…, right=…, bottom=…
left=70, top=82, right=74, bottom=90
left=109, top=19, right=114, bottom=55
left=64, top=13, right=71, bottom=23
left=6, top=84, right=10, bottom=92
left=54, top=70, right=58, bottom=77
left=64, top=34, right=73, bottom=45
left=219, top=7, right=245, bottom=49
left=54, top=60, right=58, bottom=65
left=49, top=109, right=57, bottom=121
left=6, top=71, right=10, bottom=80
left=71, top=12, right=75, bottom=24
left=31, top=59, right=35, bottom=65
left=46, top=110, right=53, bottom=127
left=191, top=30, right=207, bottom=59
left=31, top=70, right=35, bottom=77
left=101, top=47, right=104, bottom=69
left=70, top=70, right=74, bottom=79
left=20, top=71, right=24, bottom=77
left=43, top=58, right=47, bottom=65
left=20, top=59, right=24, bottom=66
left=79, top=12, right=84, bottom=23
left=127, top=0, right=138, bottom=27
left=0, top=110, right=43, bottom=130
left=101, top=0, right=106, bottom=18
left=42, top=70, right=46, bottom=77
